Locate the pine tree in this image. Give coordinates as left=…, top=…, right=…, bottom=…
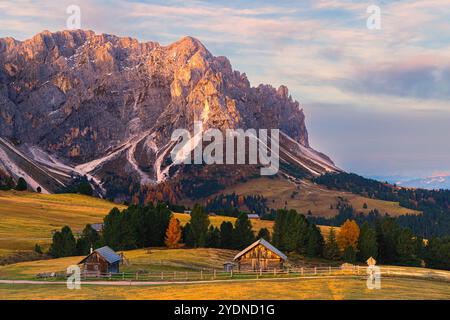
left=396, top=228, right=417, bottom=265
left=34, top=243, right=43, bottom=254
left=343, top=245, right=356, bottom=263
left=272, top=209, right=287, bottom=249
left=102, top=207, right=122, bottom=250
left=206, top=226, right=221, bottom=248
left=233, top=213, right=254, bottom=250
left=256, top=228, right=271, bottom=242
left=425, top=237, right=450, bottom=270
left=15, top=177, right=27, bottom=191
left=165, top=217, right=183, bottom=248
left=306, top=224, right=324, bottom=257
left=358, top=222, right=378, bottom=262
left=183, top=223, right=195, bottom=247
left=324, top=227, right=341, bottom=260
left=378, top=217, right=401, bottom=263
left=219, top=221, right=234, bottom=249
left=189, top=204, right=210, bottom=247
left=76, top=224, right=100, bottom=255
left=49, top=226, right=76, bottom=258
left=61, top=226, right=76, bottom=256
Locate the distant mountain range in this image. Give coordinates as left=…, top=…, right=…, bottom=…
left=369, top=174, right=450, bottom=190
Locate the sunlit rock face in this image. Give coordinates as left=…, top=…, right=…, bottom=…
left=0, top=30, right=338, bottom=199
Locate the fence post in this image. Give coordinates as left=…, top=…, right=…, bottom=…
left=174, top=271, right=176, bottom=280
left=201, top=269, right=203, bottom=280
left=109, top=272, right=112, bottom=280
left=136, top=272, right=139, bottom=281
left=230, top=269, right=233, bottom=278
left=161, top=271, right=164, bottom=280
left=213, top=269, right=216, bottom=280
left=274, top=268, right=276, bottom=276
left=357, top=265, right=359, bottom=275
left=301, top=267, right=304, bottom=276
left=329, top=266, right=332, bottom=275
left=314, top=267, right=317, bottom=275
left=186, top=271, right=188, bottom=281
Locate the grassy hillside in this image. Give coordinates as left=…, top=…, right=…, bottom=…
left=0, top=191, right=127, bottom=257
left=196, top=177, right=421, bottom=218
left=1, top=277, right=449, bottom=300
left=0, top=191, right=278, bottom=259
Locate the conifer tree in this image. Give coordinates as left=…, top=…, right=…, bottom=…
left=189, top=204, right=210, bottom=247
left=358, top=222, right=378, bottom=262
left=233, top=213, right=254, bottom=249
left=324, top=227, right=341, bottom=260
left=306, top=224, right=324, bottom=257
left=343, top=245, right=356, bottom=263
left=49, top=226, right=76, bottom=258
left=257, top=228, right=271, bottom=242
left=206, top=226, right=221, bottom=248
left=219, top=221, right=234, bottom=249
left=15, top=177, right=27, bottom=191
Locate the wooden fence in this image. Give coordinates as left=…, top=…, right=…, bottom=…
left=35, top=265, right=450, bottom=282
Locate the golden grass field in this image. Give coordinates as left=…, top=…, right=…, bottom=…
left=0, top=248, right=236, bottom=279
left=1, top=247, right=450, bottom=300
left=0, top=277, right=449, bottom=300
left=203, top=177, right=421, bottom=218
left=0, top=191, right=277, bottom=259
left=0, top=191, right=127, bottom=256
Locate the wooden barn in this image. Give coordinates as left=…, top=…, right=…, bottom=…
left=233, top=238, right=287, bottom=271
left=78, top=246, right=122, bottom=275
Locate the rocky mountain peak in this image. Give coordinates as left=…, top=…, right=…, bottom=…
left=0, top=30, right=339, bottom=200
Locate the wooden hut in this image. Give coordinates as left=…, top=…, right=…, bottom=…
left=78, top=246, right=122, bottom=275
left=223, top=262, right=236, bottom=272
left=233, top=239, right=287, bottom=271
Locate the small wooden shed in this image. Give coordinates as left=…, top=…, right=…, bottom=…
left=223, top=262, right=236, bottom=272
left=78, top=246, right=122, bottom=275
left=233, top=238, right=287, bottom=271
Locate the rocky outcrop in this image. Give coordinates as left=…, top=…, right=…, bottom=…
left=0, top=30, right=339, bottom=199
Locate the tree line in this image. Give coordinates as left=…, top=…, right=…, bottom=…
left=46, top=203, right=450, bottom=270
left=47, top=203, right=272, bottom=258
left=314, top=172, right=450, bottom=237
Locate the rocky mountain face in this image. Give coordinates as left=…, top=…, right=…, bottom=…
left=0, top=30, right=339, bottom=201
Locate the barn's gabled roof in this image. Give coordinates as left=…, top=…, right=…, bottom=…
left=78, top=246, right=122, bottom=265
left=233, top=238, right=288, bottom=261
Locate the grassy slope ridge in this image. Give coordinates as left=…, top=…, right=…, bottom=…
left=191, top=177, right=421, bottom=218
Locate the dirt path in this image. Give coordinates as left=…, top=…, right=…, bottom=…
left=0, top=275, right=365, bottom=286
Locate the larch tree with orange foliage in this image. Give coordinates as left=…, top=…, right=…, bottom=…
left=337, top=219, right=360, bottom=252
left=165, top=216, right=183, bottom=248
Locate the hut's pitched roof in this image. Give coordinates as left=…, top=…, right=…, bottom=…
left=233, top=238, right=287, bottom=261
left=78, top=246, right=122, bottom=265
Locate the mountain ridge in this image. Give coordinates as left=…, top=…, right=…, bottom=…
left=0, top=30, right=340, bottom=201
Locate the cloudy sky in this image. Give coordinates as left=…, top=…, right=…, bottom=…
left=1, top=0, right=450, bottom=178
